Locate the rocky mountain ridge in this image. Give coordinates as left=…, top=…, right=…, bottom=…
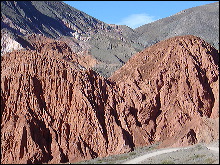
left=1, top=1, right=143, bottom=77
left=110, top=35, right=219, bottom=147
left=1, top=35, right=219, bottom=164
left=134, top=2, right=219, bottom=50
left=1, top=1, right=219, bottom=77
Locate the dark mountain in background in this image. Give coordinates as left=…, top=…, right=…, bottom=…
left=1, top=1, right=219, bottom=78
left=134, top=2, right=219, bottom=50
left=1, top=1, right=143, bottom=77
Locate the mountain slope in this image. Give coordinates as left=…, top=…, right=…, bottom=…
left=2, top=1, right=218, bottom=78
left=134, top=2, right=219, bottom=50
left=110, top=35, right=219, bottom=147
left=1, top=1, right=144, bottom=77
left=1, top=1, right=105, bottom=38
left=1, top=35, right=219, bottom=164
left=1, top=36, right=134, bottom=164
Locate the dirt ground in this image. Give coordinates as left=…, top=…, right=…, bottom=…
left=73, top=140, right=219, bottom=164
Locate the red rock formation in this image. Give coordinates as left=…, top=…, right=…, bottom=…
left=110, top=35, right=219, bottom=148
left=1, top=35, right=219, bottom=164
left=1, top=37, right=132, bottom=164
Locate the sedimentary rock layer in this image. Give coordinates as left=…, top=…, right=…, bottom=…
left=1, top=35, right=219, bottom=164
left=110, top=35, right=219, bottom=147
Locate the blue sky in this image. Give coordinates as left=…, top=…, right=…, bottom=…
left=63, top=1, right=218, bottom=29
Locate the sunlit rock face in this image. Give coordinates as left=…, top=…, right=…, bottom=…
left=1, top=36, right=134, bottom=164
left=1, top=31, right=24, bottom=54
left=110, top=35, right=219, bottom=148
left=1, top=35, right=219, bottom=164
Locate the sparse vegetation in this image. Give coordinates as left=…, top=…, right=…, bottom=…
left=129, top=152, right=136, bottom=156
left=161, top=159, right=175, bottom=164
left=190, top=154, right=205, bottom=159
left=195, top=144, right=203, bottom=150
left=204, top=158, right=216, bottom=164
left=69, top=142, right=219, bottom=164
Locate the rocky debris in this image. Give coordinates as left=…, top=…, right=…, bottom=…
left=1, top=35, right=219, bottom=164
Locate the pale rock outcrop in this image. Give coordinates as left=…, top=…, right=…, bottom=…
left=1, top=31, right=24, bottom=54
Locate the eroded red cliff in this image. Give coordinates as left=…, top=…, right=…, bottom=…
left=1, top=37, right=133, bottom=164
left=110, top=35, right=219, bottom=147
left=1, top=35, right=219, bottom=164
